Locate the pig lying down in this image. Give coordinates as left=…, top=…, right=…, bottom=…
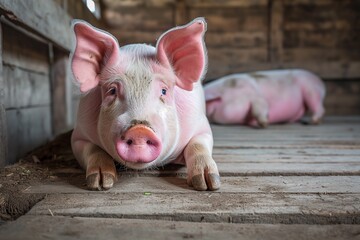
left=205, top=69, right=326, bottom=127
left=70, top=18, right=220, bottom=191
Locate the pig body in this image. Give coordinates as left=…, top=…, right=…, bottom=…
left=205, top=69, right=325, bottom=127
left=70, top=19, right=220, bottom=191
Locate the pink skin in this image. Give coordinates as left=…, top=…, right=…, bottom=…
left=205, top=69, right=326, bottom=127
left=70, top=18, right=220, bottom=191
left=116, top=124, right=162, bottom=163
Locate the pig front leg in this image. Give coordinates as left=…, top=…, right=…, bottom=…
left=72, top=140, right=117, bottom=190
left=303, top=94, right=325, bottom=124
left=250, top=97, right=269, bottom=128
left=183, top=134, right=221, bottom=191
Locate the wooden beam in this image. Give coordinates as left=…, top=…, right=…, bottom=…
left=0, top=0, right=72, bottom=51
left=50, top=46, right=72, bottom=136
left=269, top=0, right=284, bottom=63
left=0, top=22, right=7, bottom=167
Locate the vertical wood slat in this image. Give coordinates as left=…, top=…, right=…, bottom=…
left=50, top=45, right=72, bottom=136
left=269, top=0, right=283, bottom=64
left=175, top=0, right=188, bottom=26
left=0, top=22, right=7, bottom=167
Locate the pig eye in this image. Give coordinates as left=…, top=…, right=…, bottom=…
left=161, top=88, right=167, bottom=96
left=108, top=87, right=116, bottom=95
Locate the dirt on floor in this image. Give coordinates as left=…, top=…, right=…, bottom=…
left=0, top=131, right=81, bottom=221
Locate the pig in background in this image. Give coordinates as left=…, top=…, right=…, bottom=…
left=70, top=18, right=220, bottom=191
left=204, top=69, right=326, bottom=127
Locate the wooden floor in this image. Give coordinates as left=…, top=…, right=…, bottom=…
left=1, top=116, right=360, bottom=239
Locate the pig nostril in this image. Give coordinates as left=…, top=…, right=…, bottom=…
left=146, top=140, right=152, bottom=145
left=126, top=139, right=133, bottom=145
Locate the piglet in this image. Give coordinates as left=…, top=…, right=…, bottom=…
left=205, top=69, right=326, bottom=127
left=70, top=18, right=220, bottom=191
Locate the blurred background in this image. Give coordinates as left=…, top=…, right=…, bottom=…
left=0, top=0, right=359, bottom=166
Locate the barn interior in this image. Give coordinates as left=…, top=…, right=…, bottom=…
left=0, top=0, right=359, bottom=239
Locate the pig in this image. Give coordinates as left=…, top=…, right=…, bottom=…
left=204, top=69, right=326, bottom=127
left=70, top=18, right=220, bottom=191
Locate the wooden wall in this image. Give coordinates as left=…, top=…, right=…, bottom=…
left=0, top=0, right=101, bottom=166
left=102, top=0, right=360, bottom=115
left=2, top=23, right=52, bottom=165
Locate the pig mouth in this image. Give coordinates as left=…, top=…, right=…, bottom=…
left=115, top=124, right=162, bottom=163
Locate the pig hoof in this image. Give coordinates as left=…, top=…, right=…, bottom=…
left=311, top=118, right=322, bottom=125
left=206, top=173, right=221, bottom=191
left=191, top=174, right=207, bottom=191
left=258, top=121, right=268, bottom=128
left=86, top=173, right=115, bottom=191
left=190, top=173, right=221, bottom=191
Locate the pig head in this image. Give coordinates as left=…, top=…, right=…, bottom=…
left=70, top=18, right=220, bottom=191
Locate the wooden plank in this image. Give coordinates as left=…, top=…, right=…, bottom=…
left=108, top=30, right=162, bottom=46
left=50, top=52, right=72, bottom=135
left=279, top=0, right=360, bottom=66
left=104, top=7, right=174, bottom=30
left=207, top=48, right=268, bottom=79
left=189, top=7, right=268, bottom=32
left=111, top=31, right=268, bottom=48
left=24, top=176, right=360, bottom=194
left=213, top=154, right=360, bottom=163
left=204, top=61, right=360, bottom=80
left=0, top=0, right=72, bottom=50
left=269, top=0, right=284, bottom=62
left=185, top=0, right=268, bottom=7
left=325, top=80, right=360, bottom=115
left=214, top=139, right=360, bottom=149
left=175, top=0, right=188, bottom=25
left=1, top=216, right=359, bottom=240
left=5, top=107, right=52, bottom=165
left=50, top=161, right=360, bottom=177
left=0, top=22, right=6, bottom=168
left=216, top=162, right=360, bottom=176
left=283, top=0, right=358, bottom=30
left=102, top=0, right=176, bottom=8
left=3, top=65, right=50, bottom=109
left=283, top=48, right=360, bottom=62
left=211, top=123, right=360, bottom=136
left=213, top=142, right=359, bottom=150
left=206, top=31, right=267, bottom=48
left=2, top=24, right=49, bottom=74
left=213, top=148, right=360, bottom=157
left=103, top=0, right=269, bottom=8
left=28, top=192, right=360, bottom=224
left=283, top=0, right=334, bottom=5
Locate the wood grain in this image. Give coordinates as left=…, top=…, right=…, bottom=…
left=1, top=215, right=359, bottom=240
left=0, top=22, right=6, bottom=167
left=0, top=0, right=72, bottom=50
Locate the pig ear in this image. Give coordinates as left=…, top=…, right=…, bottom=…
left=70, top=20, right=120, bottom=92
left=156, top=18, right=207, bottom=91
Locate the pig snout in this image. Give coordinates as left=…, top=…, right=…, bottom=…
left=116, top=123, right=162, bottom=163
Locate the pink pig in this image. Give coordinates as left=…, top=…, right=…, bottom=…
left=70, top=18, right=220, bottom=191
left=205, top=69, right=326, bottom=127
